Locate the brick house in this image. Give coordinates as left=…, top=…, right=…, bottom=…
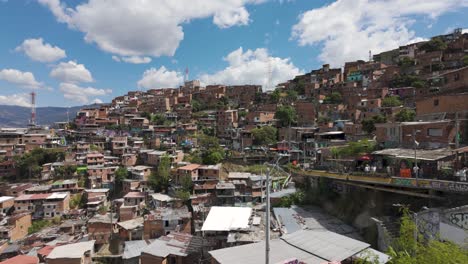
left=295, top=101, right=316, bottom=126
left=198, top=164, right=221, bottom=180
left=87, top=213, right=118, bottom=246
left=129, top=166, right=153, bottom=181
left=143, top=206, right=191, bottom=239
left=416, top=93, right=468, bottom=116
left=14, top=192, right=70, bottom=219
left=375, top=120, right=458, bottom=149
left=0, top=197, right=14, bottom=215
left=176, top=164, right=201, bottom=184
left=87, top=166, right=118, bottom=188
left=86, top=153, right=105, bottom=166
left=217, top=109, right=238, bottom=138
left=0, top=213, right=31, bottom=242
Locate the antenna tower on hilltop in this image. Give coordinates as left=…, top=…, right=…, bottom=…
left=29, top=91, right=36, bottom=126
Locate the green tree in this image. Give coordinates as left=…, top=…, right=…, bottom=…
left=238, top=110, right=247, bottom=118
left=203, top=151, right=224, bottom=165
left=69, top=193, right=85, bottom=209
left=151, top=113, right=167, bottom=125
left=270, top=89, right=281, bottom=103
left=251, top=126, right=277, bottom=146
left=333, top=139, right=376, bottom=158
left=275, top=105, right=297, bottom=126
left=395, top=109, right=416, bottom=122
left=362, top=114, right=387, bottom=134
left=90, top=144, right=103, bottom=152
left=295, top=79, right=306, bottom=95
left=323, top=92, right=343, bottom=104
left=14, top=148, right=65, bottom=179
left=286, top=89, right=298, bottom=102
left=149, top=155, right=171, bottom=192
left=180, top=175, right=193, bottom=192
left=398, top=57, right=415, bottom=67
left=463, top=55, right=468, bottom=66
left=382, top=96, right=402, bottom=107
left=419, top=37, right=447, bottom=52
left=28, top=220, right=51, bottom=234
left=197, top=134, right=225, bottom=165
left=317, top=116, right=332, bottom=124
left=191, top=99, right=203, bottom=112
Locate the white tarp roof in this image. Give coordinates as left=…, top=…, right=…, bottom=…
left=201, top=206, right=252, bottom=231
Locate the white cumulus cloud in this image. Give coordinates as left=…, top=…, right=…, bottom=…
left=199, top=47, right=303, bottom=90
left=112, top=55, right=152, bottom=64
left=0, top=93, right=31, bottom=107
left=50, top=61, right=93, bottom=83
left=137, top=66, right=184, bottom=90
left=291, top=0, right=468, bottom=66
left=0, top=68, right=42, bottom=89
left=38, top=0, right=264, bottom=59
left=15, top=38, right=66, bottom=63
left=59, top=82, right=111, bottom=104
left=213, top=6, right=250, bottom=28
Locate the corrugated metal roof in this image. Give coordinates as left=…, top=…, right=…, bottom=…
left=123, top=240, right=150, bottom=260
left=46, top=241, right=95, bottom=259
left=372, top=148, right=454, bottom=161
left=281, top=229, right=370, bottom=261
left=209, top=239, right=326, bottom=264
left=201, top=206, right=252, bottom=232
left=273, top=207, right=302, bottom=234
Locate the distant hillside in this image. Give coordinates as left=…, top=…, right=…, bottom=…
left=0, top=105, right=84, bottom=127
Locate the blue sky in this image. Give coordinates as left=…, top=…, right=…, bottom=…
left=0, top=0, right=467, bottom=107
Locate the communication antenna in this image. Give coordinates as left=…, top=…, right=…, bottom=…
left=185, top=67, right=189, bottom=82
left=267, top=58, right=272, bottom=91
left=30, top=91, right=36, bottom=126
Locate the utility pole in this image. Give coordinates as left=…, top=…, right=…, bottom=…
left=265, top=166, right=270, bottom=264
left=455, top=112, right=460, bottom=149
left=413, top=129, right=418, bottom=181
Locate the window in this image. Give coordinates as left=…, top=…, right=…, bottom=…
left=428, top=128, right=443, bottom=137
left=454, top=73, right=460, bottom=81
left=433, top=99, right=439, bottom=106
left=164, top=220, right=169, bottom=227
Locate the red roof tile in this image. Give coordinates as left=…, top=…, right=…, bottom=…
left=0, top=255, right=39, bottom=264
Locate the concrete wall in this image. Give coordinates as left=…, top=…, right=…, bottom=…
left=415, top=205, right=468, bottom=248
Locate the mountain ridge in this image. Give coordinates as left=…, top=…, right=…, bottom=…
left=0, top=105, right=84, bottom=127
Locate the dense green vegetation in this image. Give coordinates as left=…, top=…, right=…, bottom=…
left=252, top=126, right=277, bottom=146
left=395, top=109, right=416, bottom=122
left=14, top=148, right=65, bottom=179
left=197, top=134, right=225, bottom=165
left=275, top=105, right=297, bottom=126
left=362, top=114, right=387, bottom=134
left=419, top=37, right=447, bottom=52
left=331, top=139, right=376, bottom=158
left=382, top=96, right=402, bottom=107
left=28, top=220, right=52, bottom=234
left=390, top=74, right=426, bottom=88
left=323, top=92, right=343, bottom=104
left=388, top=208, right=468, bottom=264
left=149, top=155, right=171, bottom=192
left=114, top=167, right=129, bottom=197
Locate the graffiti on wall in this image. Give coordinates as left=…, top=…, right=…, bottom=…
left=392, top=177, right=416, bottom=187
left=448, top=212, right=468, bottom=230
left=389, top=177, right=468, bottom=193
left=416, top=210, right=440, bottom=239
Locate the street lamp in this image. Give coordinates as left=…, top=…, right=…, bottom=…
left=406, top=129, right=421, bottom=180
left=263, top=154, right=287, bottom=264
